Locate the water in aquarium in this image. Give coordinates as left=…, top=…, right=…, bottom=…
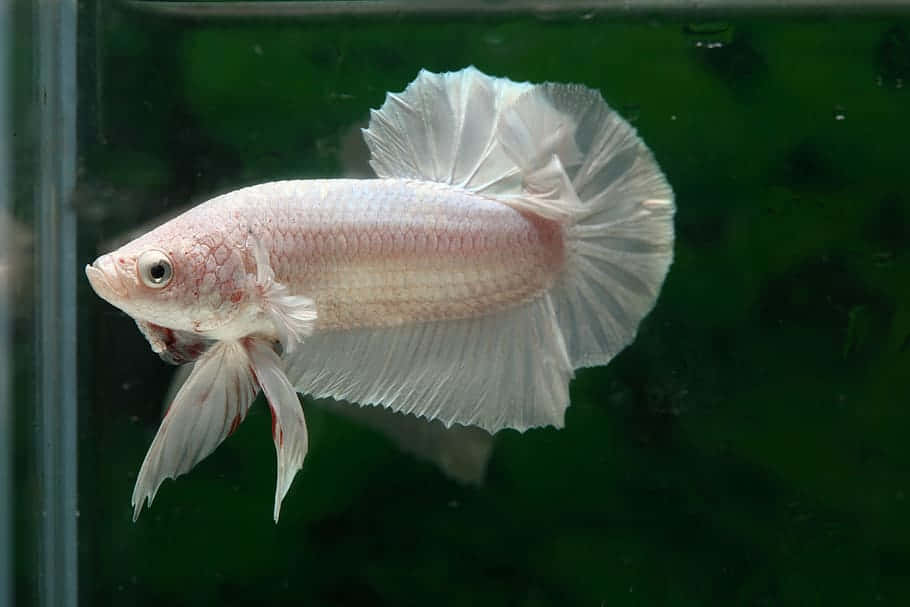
left=4, top=1, right=910, bottom=605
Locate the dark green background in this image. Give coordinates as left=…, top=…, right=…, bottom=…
left=74, top=4, right=909, bottom=605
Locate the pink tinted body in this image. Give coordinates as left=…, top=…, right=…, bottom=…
left=209, top=178, right=566, bottom=330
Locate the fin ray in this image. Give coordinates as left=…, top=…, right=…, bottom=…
left=364, top=66, right=530, bottom=196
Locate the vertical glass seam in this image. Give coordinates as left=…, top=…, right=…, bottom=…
left=0, top=0, right=12, bottom=604
left=35, top=1, right=78, bottom=606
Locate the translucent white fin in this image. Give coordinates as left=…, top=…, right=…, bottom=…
left=286, top=295, right=572, bottom=434
left=131, top=341, right=257, bottom=521
left=496, top=95, right=586, bottom=222
left=555, top=197, right=674, bottom=367
left=365, top=66, right=586, bottom=222
left=162, top=363, right=194, bottom=415
left=263, top=287, right=317, bottom=355
left=363, top=66, right=530, bottom=196
left=530, top=83, right=675, bottom=367
left=246, top=338, right=308, bottom=522
left=321, top=401, right=494, bottom=485
left=250, top=237, right=317, bottom=354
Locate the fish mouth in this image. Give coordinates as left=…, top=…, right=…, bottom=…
left=85, top=253, right=129, bottom=302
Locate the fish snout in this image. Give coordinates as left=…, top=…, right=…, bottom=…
left=85, top=253, right=129, bottom=301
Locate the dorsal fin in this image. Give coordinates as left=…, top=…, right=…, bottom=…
left=362, top=66, right=585, bottom=222
left=363, top=66, right=529, bottom=192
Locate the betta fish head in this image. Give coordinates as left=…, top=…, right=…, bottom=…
left=85, top=212, right=254, bottom=338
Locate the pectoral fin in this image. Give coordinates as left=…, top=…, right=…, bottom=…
left=249, top=236, right=317, bottom=355
left=131, top=341, right=257, bottom=521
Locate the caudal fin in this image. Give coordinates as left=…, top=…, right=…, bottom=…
left=499, top=80, right=675, bottom=367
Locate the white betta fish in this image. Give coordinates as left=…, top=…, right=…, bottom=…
left=86, top=67, right=675, bottom=522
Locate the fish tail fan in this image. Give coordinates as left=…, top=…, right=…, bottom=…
left=497, top=81, right=676, bottom=368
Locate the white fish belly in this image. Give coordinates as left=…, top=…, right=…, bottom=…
left=236, top=179, right=566, bottom=330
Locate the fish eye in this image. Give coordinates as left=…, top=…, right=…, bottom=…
left=137, top=249, right=173, bottom=289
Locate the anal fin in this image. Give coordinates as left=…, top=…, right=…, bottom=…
left=285, top=295, right=573, bottom=434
